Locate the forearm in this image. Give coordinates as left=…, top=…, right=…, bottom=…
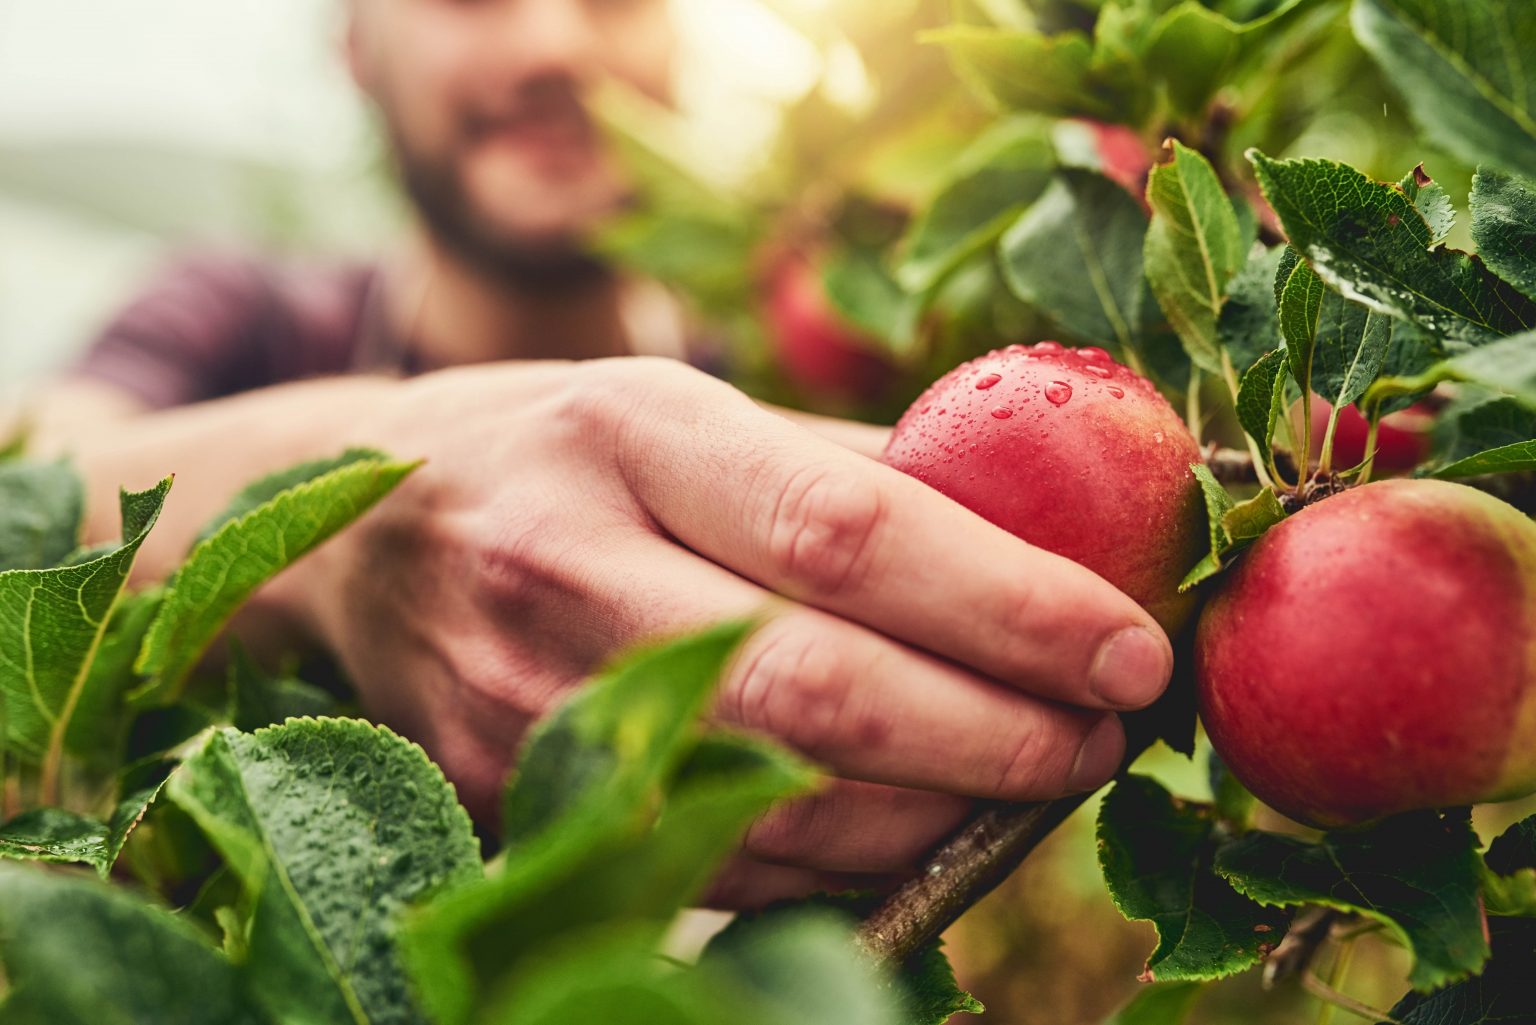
left=31, top=374, right=401, bottom=587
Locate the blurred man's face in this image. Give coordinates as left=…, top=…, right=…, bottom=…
left=347, top=0, right=675, bottom=276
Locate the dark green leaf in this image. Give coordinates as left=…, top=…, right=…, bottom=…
left=1217, top=244, right=1286, bottom=374
left=1386, top=917, right=1536, bottom=1024
left=136, top=453, right=417, bottom=702
left=1215, top=810, right=1488, bottom=991
left=1312, top=298, right=1394, bottom=410
left=1104, top=980, right=1206, bottom=1025
left=1180, top=464, right=1237, bottom=591
left=1471, top=167, right=1536, bottom=301
left=0, top=477, right=171, bottom=763
left=1249, top=152, right=1536, bottom=346
left=1000, top=170, right=1151, bottom=352
left=227, top=642, right=337, bottom=733
left=1235, top=349, right=1289, bottom=468
left=1353, top=0, right=1536, bottom=175
left=169, top=718, right=482, bottom=1025
left=1276, top=248, right=1325, bottom=394
left=1098, top=775, right=1291, bottom=982
left=1144, top=140, right=1247, bottom=374
left=0, top=460, right=82, bottom=571
left=1448, top=332, right=1536, bottom=407
left=898, top=119, right=1056, bottom=293
left=0, top=862, right=263, bottom=1025
left=1207, top=751, right=1257, bottom=832
left=0, top=808, right=109, bottom=870
left=1399, top=164, right=1456, bottom=246
left=1480, top=812, right=1536, bottom=918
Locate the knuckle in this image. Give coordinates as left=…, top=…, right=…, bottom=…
left=728, top=618, right=864, bottom=760
left=765, top=465, right=887, bottom=597
left=994, top=713, right=1082, bottom=799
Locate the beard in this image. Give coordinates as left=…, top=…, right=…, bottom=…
left=385, top=116, right=617, bottom=293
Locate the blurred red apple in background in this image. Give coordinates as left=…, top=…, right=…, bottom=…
left=762, top=254, right=897, bottom=406
left=1309, top=400, right=1434, bottom=473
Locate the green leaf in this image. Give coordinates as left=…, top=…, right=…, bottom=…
left=1430, top=441, right=1536, bottom=478
left=0, top=460, right=83, bottom=571
left=1249, top=152, right=1536, bottom=346
left=1220, top=488, right=1287, bottom=548
left=1217, top=245, right=1286, bottom=375
left=500, top=622, right=755, bottom=849
left=1471, top=166, right=1536, bottom=301
left=1000, top=170, right=1151, bottom=352
left=408, top=729, right=815, bottom=1025
left=1276, top=248, right=1325, bottom=394
left=168, top=718, right=482, bottom=1025
left=1234, top=350, right=1289, bottom=469
left=1448, top=331, right=1536, bottom=407
left=1098, top=775, right=1291, bottom=982
left=196, top=447, right=392, bottom=545
left=0, top=862, right=263, bottom=1025
left=1352, top=0, right=1536, bottom=175
left=822, top=248, right=916, bottom=351
left=1481, top=812, right=1536, bottom=918
left=1214, top=810, right=1489, bottom=991
left=1398, top=164, right=1456, bottom=246
left=1104, top=980, right=1206, bottom=1025
left=1386, top=918, right=1536, bottom=1025
left=227, top=642, right=337, bottom=733
left=924, top=25, right=1138, bottom=122
left=1179, top=467, right=1285, bottom=591
left=1311, top=299, right=1394, bottom=410
left=702, top=895, right=979, bottom=1025
left=1144, top=141, right=1247, bottom=374
left=898, top=119, right=1055, bottom=294
left=1145, top=5, right=1242, bottom=119
left=1207, top=751, right=1257, bottom=832
left=0, top=477, right=171, bottom=764
left=0, top=808, right=109, bottom=870
left=66, top=586, right=163, bottom=762
left=136, top=453, right=417, bottom=702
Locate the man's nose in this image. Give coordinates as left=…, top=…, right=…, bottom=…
left=499, top=0, right=602, bottom=80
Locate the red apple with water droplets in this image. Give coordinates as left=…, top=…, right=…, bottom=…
left=1196, top=479, right=1536, bottom=827
left=882, top=342, right=1206, bottom=634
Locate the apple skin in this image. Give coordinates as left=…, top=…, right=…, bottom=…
left=763, top=256, right=895, bottom=405
left=1086, top=120, right=1155, bottom=200
left=1196, top=478, right=1536, bottom=828
left=1310, top=400, right=1434, bottom=474
left=882, top=342, right=1206, bottom=635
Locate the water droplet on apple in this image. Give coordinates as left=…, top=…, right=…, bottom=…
left=1034, top=341, right=1064, bottom=353
left=1108, top=386, right=1125, bottom=399
left=1082, top=365, right=1111, bottom=378
left=1078, top=346, right=1110, bottom=362
left=975, top=373, right=1002, bottom=390
left=991, top=406, right=1014, bottom=419
left=1045, top=382, right=1073, bottom=406
left=1154, top=430, right=1165, bottom=444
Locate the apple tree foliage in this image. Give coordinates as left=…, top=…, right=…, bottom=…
left=596, top=0, right=1536, bottom=1021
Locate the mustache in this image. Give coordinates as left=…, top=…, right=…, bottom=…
left=461, top=76, right=593, bottom=140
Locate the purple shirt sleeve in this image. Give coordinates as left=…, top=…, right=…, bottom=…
left=67, top=252, right=372, bottom=409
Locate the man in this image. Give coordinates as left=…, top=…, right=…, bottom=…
left=18, top=0, right=1171, bottom=906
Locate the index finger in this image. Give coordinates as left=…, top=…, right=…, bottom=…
left=616, top=371, right=1173, bottom=712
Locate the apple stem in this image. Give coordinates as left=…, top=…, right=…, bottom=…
left=1219, top=352, right=1279, bottom=490
left=1301, top=970, right=1401, bottom=1025
left=1318, top=406, right=1342, bottom=477
left=1186, top=371, right=1205, bottom=446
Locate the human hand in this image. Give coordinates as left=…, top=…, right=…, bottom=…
left=281, top=357, right=1173, bottom=906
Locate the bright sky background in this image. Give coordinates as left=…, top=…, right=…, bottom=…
left=0, top=0, right=835, bottom=396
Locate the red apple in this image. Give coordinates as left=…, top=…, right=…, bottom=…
left=1196, top=478, right=1536, bottom=827
left=1310, top=400, right=1434, bottom=474
left=882, top=342, right=1206, bottom=634
left=1088, top=121, right=1156, bottom=200
left=763, top=256, right=895, bottom=406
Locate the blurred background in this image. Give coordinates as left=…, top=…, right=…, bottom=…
left=0, top=0, right=1513, bottom=1021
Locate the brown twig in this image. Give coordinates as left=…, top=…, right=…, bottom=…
left=1264, top=908, right=1343, bottom=987
left=855, top=795, right=1089, bottom=963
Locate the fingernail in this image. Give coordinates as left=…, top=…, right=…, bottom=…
left=1069, top=716, right=1124, bottom=793
left=1090, top=627, right=1172, bottom=708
